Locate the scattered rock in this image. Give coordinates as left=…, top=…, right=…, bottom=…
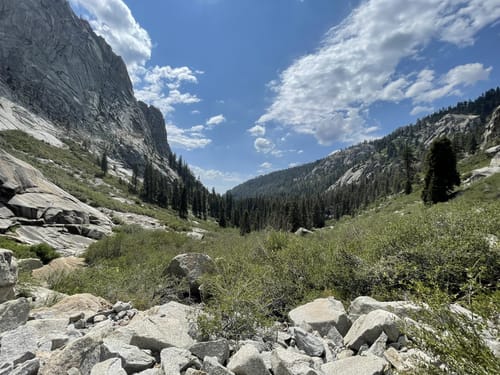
left=292, top=327, right=325, bottom=357
left=227, top=344, right=270, bottom=375
left=271, top=347, right=319, bottom=375
left=190, top=339, right=230, bottom=365
left=321, top=355, right=388, bottom=375
left=344, top=310, right=401, bottom=351
left=288, top=297, right=351, bottom=336
left=0, top=297, right=30, bottom=333
left=202, top=355, right=235, bottom=375
left=0, top=325, right=38, bottom=366
left=348, top=296, right=420, bottom=322
left=10, top=358, right=40, bottom=375
left=161, top=347, right=201, bottom=375
left=31, top=293, right=111, bottom=320
left=102, top=339, right=155, bottom=374
left=90, top=358, right=127, bottom=375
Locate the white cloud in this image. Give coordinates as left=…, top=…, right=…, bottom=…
left=190, top=165, right=247, bottom=193
left=206, top=114, right=226, bottom=127
left=258, top=0, right=500, bottom=145
left=191, top=110, right=201, bottom=115
left=289, top=162, right=299, bottom=168
left=254, top=138, right=275, bottom=154
left=410, top=105, right=434, bottom=116
left=189, top=125, right=205, bottom=133
left=248, top=124, right=266, bottom=137
left=166, top=124, right=211, bottom=150
left=70, top=0, right=201, bottom=116
left=70, top=0, right=151, bottom=72
left=260, top=162, right=272, bottom=169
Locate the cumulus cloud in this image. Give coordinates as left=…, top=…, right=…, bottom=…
left=206, top=114, right=226, bottom=127
left=254, top=138, right=275, bottom=154
left=70, top=0, right=201, bottom=116
left=410, top=105, right=434, bottom=116
left=166, top=124, right=211, bottom=150
left=248, top=124, right=266, bottom=137
left=258, top=0, right=500, bottom=145
left=190, top=165, right=247, bottom=193
left=260, top=162, right=272, bottom=169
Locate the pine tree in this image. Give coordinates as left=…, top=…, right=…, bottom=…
left=401, top=143, right=416, bottom=194
left=422, top=137, right=460, bottom=204
left=179, top=186, right=188, bottom=219
left=240, top=210, right=251, bottom=236
left=100, top=151, right=108, bottom=175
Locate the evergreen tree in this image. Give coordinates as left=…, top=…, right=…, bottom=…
left=312, top=200, right=325, bottom=228
left=100, top=151, right=108, bottom=175
left=422, top=137, right=460, bottom=204
left=401, top=143, right=416, bottom=194
left=240, top=210, right=251, bottom=236
left=289, top=201, right=301, bottom=232
left=179, top=186, right=188, bottom=219
left=218, top=201, right=227, bottom=228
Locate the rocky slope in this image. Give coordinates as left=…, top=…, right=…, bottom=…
left=1, top=251, right=498, bottom=374
left=0, top=0, right=172, bottom=174
left=230, top=96, right=500, bottom=199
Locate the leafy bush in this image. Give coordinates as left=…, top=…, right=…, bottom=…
left=0, top=238, right=58, bottom=264
left=28, top=243, right=59, bottom=264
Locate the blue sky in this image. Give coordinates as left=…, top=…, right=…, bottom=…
left=69, top=0, right=500, bottom=193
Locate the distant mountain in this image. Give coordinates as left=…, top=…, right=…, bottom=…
left=0, top=0, right=171, bottom=173
left=230, top=88, right=500, bottom=201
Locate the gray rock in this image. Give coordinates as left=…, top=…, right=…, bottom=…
left=292, top=327, right=325, bottom=357
left=321, top=355, right=388, bottom=375
left=0, top=297, right=30, bottom=333
left=201, top=356, right=235, bottom=375
left=337, top=349, right=354, bottom=359
left=271, top=347, right=319, bottom=375
left=90, top=358, right=127, bottom=375
left=10, top=358, right=40, bottom=375
left=0, top=325, right=38, bottom=365
left=190, top=339, right=230, bottom=364
left=0, top=249, right=18, bottom=303
left=113, top=301, right=133, bottom=313
left=0, top=363, right=13, bottom=375
left=364, top=332, right=388, bottom=357
left=161, top=347, right=201, bottom=375
left=102, top=339, right=155, bottom=374
left=344, top=310, right=401, bottom=351
left=164, top=253, right=216, bottom=298
left=39, top=323, right=113, bottom=375
left=16, top=258, right=43, bottom=273
left=288, top=297, right=351, bottom=336
left=348, top=296, right=420, bottom=322
left=227, top=344, right=270, bottom=375
left=294, top=228, right=313, bottom=236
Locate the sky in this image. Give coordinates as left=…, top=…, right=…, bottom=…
left=69, top=0, right=500, bottom=193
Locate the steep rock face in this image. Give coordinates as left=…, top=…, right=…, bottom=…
left=0, top=0, right=170, bottom=168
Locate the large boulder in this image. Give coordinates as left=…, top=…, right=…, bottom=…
left=348, top=296, right=420, bottom=321
left=270, top=347, right=320, bottom=375
left=31, top=293, right=111, bottom=320
left=292, top=327, right=325, bottom=357
left=288, top=298, right=351, bottom=337
left=164, top=253, right=216, bottom=299
left=0, top=249, right=18, bottom=302
left=0, top=297, right=30, bottom=334
left=321, top=355, right=388, bottom=375
left=190, top=339, right=230, bottom=365
left=0, top=325, right=38, bottom=366
left=201, top=356, right=235, bottom=375
left=160, top=347, right=201, bottom=375
left=101, top=339, right=155, bottom=374
left=121, top=302, right=199, bottom=352
left=90, top=358, right=127, bottom=375
left=227, top=344, right=270, bottom=375
left=343, top=310, right=401, bottom=351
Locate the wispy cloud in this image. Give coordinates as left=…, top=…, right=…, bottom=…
left=258, top=0, right=500, bottom=145
left=206, top=114, right=226, bottom=127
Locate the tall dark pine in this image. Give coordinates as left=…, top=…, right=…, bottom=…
left=401, top=143, right=416, bottom=195
left=422, top=137, right=460, bottom=204
left=240, top=210, right=251, bottom=236
left=179, top=186, right=188, bottom=219
left=100, top=151, right=108, bottom=175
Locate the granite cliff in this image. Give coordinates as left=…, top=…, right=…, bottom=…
left=0, top=0, right=171, bottom=172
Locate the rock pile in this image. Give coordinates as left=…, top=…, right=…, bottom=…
left=0, top=292, right=436, bottom=375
